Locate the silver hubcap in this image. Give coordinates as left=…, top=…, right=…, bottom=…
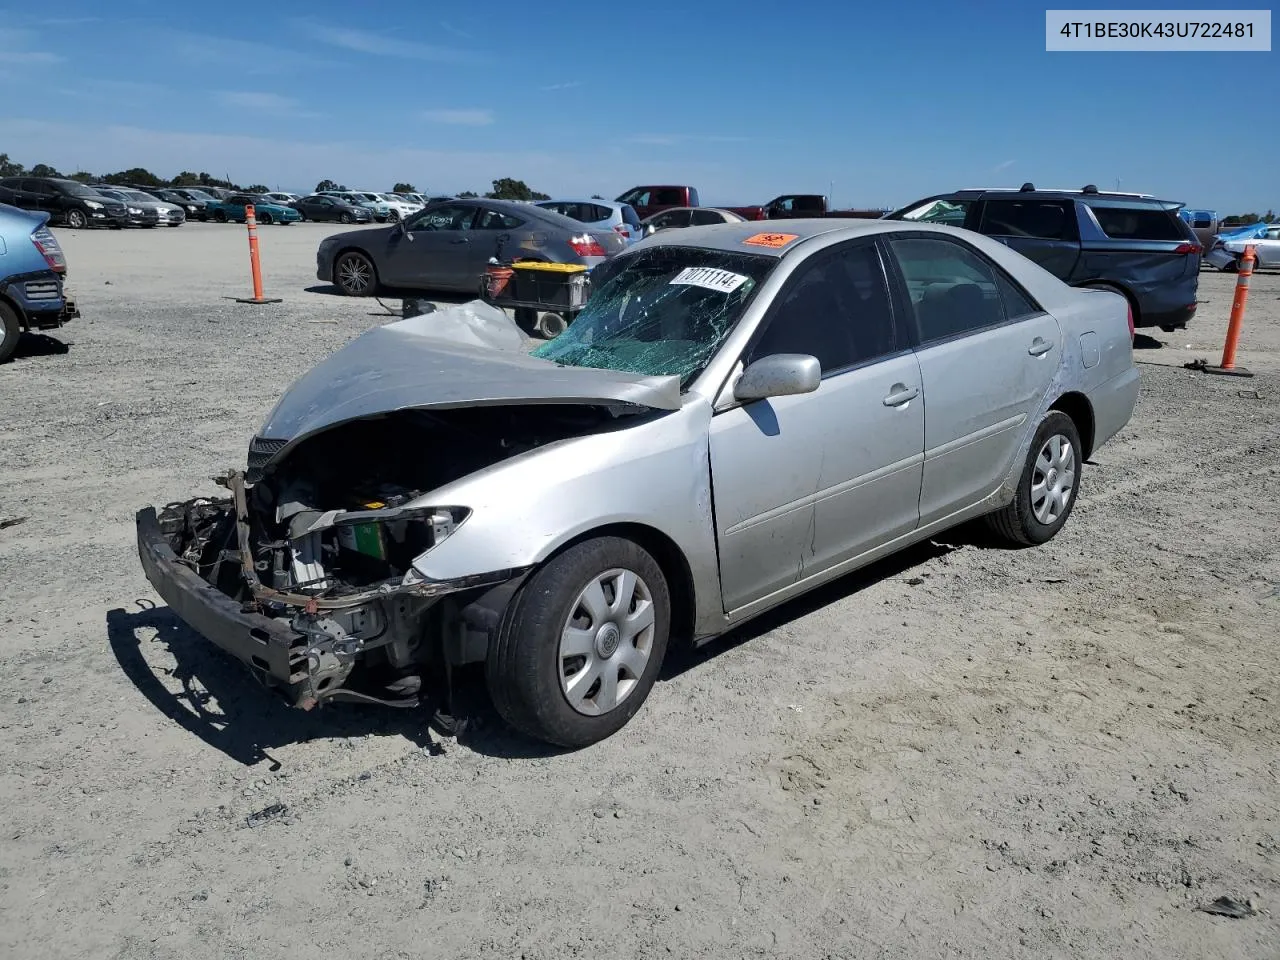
left=559, top=568, right=655, bottom=716
left=338, top=257, right=371, bottom=293
left=1031, top=433, right=1075, bottom=525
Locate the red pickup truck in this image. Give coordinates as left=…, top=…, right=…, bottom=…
left=615, top=185, right=885, bottom=222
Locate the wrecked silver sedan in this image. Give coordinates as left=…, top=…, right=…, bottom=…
left=136, top=219, right=1139, bottom=748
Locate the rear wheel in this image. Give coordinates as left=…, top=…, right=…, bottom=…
left=487, top=536, right=670, bottom=748
left=386, top=209, right=401, bottom=222
left=214, top=210, right=228, bottom=223
left=258, top=211, right=273, bottom=225
left=334, top=251, right=377, bottom=296
left=0, top=301, right=22, bottom=363
left=985, top=411, right=1082, bottom=547
left=65, top=209, right=88, bottom=229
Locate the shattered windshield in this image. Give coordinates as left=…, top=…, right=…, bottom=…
left=531, top=246, right=776, bottom=388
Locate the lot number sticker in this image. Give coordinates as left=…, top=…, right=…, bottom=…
left=669, top=267, right=750, bottom=293
left=743, top=232, right=800, bottom=248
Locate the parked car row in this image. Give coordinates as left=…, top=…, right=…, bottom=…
left=315, top=182, right=1207, bottom=335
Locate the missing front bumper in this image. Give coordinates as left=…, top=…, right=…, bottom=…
left=134, top=475, right=531, bottom=712
left=135, top=504, right=311, bottom=703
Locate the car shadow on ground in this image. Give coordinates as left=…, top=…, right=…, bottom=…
left=109, top=527, right=999, bottom=764
left=1133, top=333, right=1164, bottom=349
left=106, top=604, right=444, bottom=769
left=8, top=333, right=69, bottom=360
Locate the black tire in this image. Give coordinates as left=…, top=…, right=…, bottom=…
left=985, top=411, right=1083, bottom=547
left=512, top=307, right=537, bottom=331
left=333, top=251, right=377, bottom=296
left=487, top=536, right=671, bottom=748
left=386, top=209, right=400, bottom=222
left=65, top=209, right=88, bottom=229
left=536, top=312, right=568, bottom=338
left=295, top=210, right=307, bottom=222
left=214, top=210, right=228, bottom=223
left=0, top=301, right=22, bottom=363
left=258, top=211, right=273, bottom=225
left=339, top=212, right=352, bottom=224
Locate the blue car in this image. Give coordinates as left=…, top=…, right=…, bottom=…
left=0, top=202, right=79, bottom=362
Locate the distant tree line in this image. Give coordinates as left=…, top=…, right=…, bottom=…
left=0, top=154, right=554, bottom=201
left=1221, top=211, right=1277, bottom=227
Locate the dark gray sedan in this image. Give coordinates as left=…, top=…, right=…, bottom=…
left=291, top=194, right=373, bottom=224
left=317, top=198, right=626, bottom=296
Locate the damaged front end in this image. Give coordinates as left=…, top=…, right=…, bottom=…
left=134, top=398, right=651, bottom=713
left=137, top=466, right=526, bottom=712
left=134, top=300, right=684, bottom=717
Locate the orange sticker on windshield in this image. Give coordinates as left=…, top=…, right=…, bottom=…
left=743, top=232, right=800, bottom=249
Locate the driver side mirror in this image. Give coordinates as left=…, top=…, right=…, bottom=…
left=733, top=354, right=821, bottom=402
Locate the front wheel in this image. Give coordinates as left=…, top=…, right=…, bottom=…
left=65, top=209, right=88, bottom=229
left=487, top=537, right=671, bottom=748
left=214, top=210, right=228, bottom=223
left=258, top=211, right=273, bottom=225
left=985, top=411, right=1082, bottom=547
left=334, top=251, right=377, bottom=296
left=386, top=209, right=400, bottom=222
left=339, top=212, right=353, bottom=224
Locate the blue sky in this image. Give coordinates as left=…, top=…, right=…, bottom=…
left=1, top=1, right=1275, bottom=212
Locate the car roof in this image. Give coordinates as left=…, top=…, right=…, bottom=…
left=538, top=198, right=622, bottom=207
left=941, top=186, right=1175, bottom=207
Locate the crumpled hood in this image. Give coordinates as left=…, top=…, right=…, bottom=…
left=257, top=300, right=683, bottom=444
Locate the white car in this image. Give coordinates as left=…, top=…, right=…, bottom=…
left=1204, top=224, right=1280, bottom=272
left=391, top=192, right=429, bottom=209
left=262, top=192, right=301, bottom=206
left=369, top=192, right=421, bottom=222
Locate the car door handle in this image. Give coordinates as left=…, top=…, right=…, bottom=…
left=1028, top=337, right=1053, bottom=357
left=883, top=384, right=920, bottom=407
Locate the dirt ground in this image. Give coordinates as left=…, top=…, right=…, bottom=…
left=2, top=223, right=1277, bottom=959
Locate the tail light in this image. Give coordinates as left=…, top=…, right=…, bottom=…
left=30, top=225, right=66, bottom=273
left=569, top=234, right=606, bottom=257
left=1126, top=303, right=1134, bottom=339
left=1173, top=242, right=1201, bottom=255
left=613, top=224, right=629, bottom=237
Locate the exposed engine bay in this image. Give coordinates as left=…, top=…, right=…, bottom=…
left=151, top=404, right=638, bottom=711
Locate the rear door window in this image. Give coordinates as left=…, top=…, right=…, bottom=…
left=475, top=209, right=524, bottom=230
left=888, top=236, right=1042, bottom=342
left=653, top=210, right=693, bottom=228
left=979, top=199, right=1076, bottom=240
left=1087, top=203, right=1184, bottom=240
left=691, top=209, right=726, bottom=226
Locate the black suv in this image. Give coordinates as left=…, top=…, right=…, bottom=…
left=0, top=176, right=130, bottom=229
left=885, top=184, right=1202, bottom=331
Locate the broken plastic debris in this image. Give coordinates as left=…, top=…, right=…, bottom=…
left=1198, top=896, right=1256, bottom=919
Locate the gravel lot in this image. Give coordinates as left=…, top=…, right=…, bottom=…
left=2, top=222, right=1277, bottom=959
